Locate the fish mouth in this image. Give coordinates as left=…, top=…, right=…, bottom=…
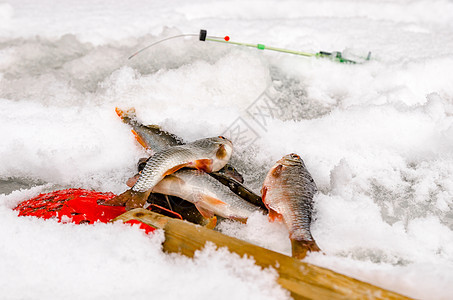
left=218, top=165, right=244, bottom=183
left=214, top=137, right=233, bottom=149
left=279, top=153, right=304, bottom=166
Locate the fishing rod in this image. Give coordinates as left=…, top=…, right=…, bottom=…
left=130, top=29, right=371, bottom=64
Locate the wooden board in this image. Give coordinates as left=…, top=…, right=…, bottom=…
left=113, top=208, right=412, bottom=300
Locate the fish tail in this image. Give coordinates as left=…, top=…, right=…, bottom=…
left=115, top=107, right=136, bottom=121
left=291, top=239, right=321, bottom=260
left=101, top=189, right=150, bottom=211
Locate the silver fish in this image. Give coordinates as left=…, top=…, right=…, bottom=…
left=104, top=136, right=233, bottom=210
left=261, top=153, right=321, bottom=259
left=153, top=169, right=264, bottom=222
left=115, top=107, right=244, bottom=183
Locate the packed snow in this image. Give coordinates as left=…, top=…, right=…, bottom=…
left=1, top=0, right=453, bottom=299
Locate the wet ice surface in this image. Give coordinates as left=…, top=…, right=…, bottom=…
left=1, top=0, right=453, bottom=299
left=0, top=178, right=43, bottom=195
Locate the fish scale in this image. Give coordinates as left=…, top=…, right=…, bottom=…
left=283, top=168, right=317, bottom=241
left=133, top=146, right=196, bottom=192
left=132, top=137, right=233, bottom=193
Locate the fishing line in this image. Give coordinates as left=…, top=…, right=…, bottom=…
left=129, top=29, right=371, bottom=64
left=128, top=33, right=199, bottom=59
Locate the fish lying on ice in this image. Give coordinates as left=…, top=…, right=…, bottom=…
left=152, top=169, right=264, bottom=222
left=103, top=136, right=233, bottom=210
left=261, top=153, right=321, bottom=259
left=115, top=107, right=244, bottom=183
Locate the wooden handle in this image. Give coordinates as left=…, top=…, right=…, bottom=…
left=113, top=209, right=412, bottom=300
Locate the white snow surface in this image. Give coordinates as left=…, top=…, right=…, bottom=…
left=1, top=0, right=453, bottom=299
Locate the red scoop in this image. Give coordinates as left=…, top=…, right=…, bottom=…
left=14, top=188, right=155, bottom=234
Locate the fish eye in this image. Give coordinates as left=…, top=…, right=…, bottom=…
left=218, top=136, right=226, bottom=140
left=227, top=165, right=233, bottom=171
left=291, top=153, right=300, bottom=159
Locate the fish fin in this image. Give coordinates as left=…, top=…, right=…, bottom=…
left=125, top=190, right=152, bottom=211
left=162, top=163, right=190, bottom=177
left=268, top=208, right=283, bottom=223
left=115, top=107, right=126, bottom=119
left=216, top=144, right=228, bottom=159
left=126, top=173, right=141, bottom=187
left=291, top=239, right=322, bottom=260
left=200, top=194, right=226, bottom=206
left=194, top=204, right=215, bottom=218
left=261, top=187, right=282, bottom=222
left=131, top=129, right=150, bottom=149
left=100, top=189, right=132, bottom=206
left=102, top=189, right=150, bottom=210
left=193, top=159, right=213, bottom=173
left=115, top=107, right=136, bottom=120
left=193, top=195, right=225, bottom=218
left=271, top=164, right=283, bottom=177
left=261, top=186, right=268, bottom=201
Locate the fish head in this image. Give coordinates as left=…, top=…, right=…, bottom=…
left=188, top=136, right=233, bottom=172
left=279, top=153, right=305, bottom=167
left=205, top=136, right=233, bottom=172
left=262, top=153, right=304, bottom=200
left=218, top=164, right=244, bottom=183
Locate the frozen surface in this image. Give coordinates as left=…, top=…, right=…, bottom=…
left=1, top=0, right=453, bottom=299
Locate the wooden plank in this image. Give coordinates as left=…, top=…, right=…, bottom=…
left=113, top=209, right=412, bottom=300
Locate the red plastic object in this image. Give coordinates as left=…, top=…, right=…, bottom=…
left=14, top=188, right=156, bottom=233
left=124, top=220, right=155, bottom=234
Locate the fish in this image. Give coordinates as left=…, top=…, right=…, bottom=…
left=261, top=153, right=321, bottom=259
left=115, top=107, right=244, bottom=183
left=103, top=136, right=233, bottom=210
left=152, top=169, right=264, bottom=222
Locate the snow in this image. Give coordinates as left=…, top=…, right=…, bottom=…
left=1, top=0, right=453, bottom=299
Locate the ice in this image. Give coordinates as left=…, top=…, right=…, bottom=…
left=0, top=211, right=289, bottom=300
left=1, top=0, right=453, bottom=299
